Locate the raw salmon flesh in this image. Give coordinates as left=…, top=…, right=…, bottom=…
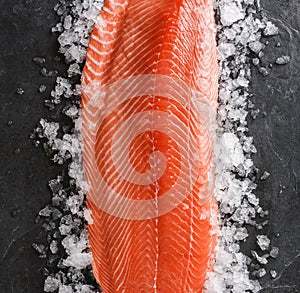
left=81, top=0, right=219, bottom=292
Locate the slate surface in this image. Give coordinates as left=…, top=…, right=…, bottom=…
left=0, top=0, right=299, bottom=292
left=249, top=1, right=300, bottom=291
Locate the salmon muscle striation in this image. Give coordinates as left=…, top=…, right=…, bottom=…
left=81, top=0, right=219, bottom=292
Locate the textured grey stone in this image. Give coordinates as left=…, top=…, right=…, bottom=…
left=0, top=0, right=299, bottom=292
left=249, top=0, right=300, bottom=291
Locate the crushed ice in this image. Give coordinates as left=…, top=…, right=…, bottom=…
left=33, top=1, right=104, bottom=292
left=32, top=0, right=280, bottom=292
left=205, top=0, right=280, bottom=292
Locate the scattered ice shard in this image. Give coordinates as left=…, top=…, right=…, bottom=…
left=44, top=276, right=61, bottom=292
left=260, top=171, right=270, bottom=180
left=249, top=41, right=264, bottom=54
left=16, top=87, right=24, bottom=95
left=270, top=270, right=277, bottom=278
left=270, top=246, right=279, bottom=258
left=264, top=21, right=279, bottom=36
left=256, top=235, right=271, bottom=251
left=276, top=55, right=291, bottom=65
left=39, top=85, right=47, bottom=93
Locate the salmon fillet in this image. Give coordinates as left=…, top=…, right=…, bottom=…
left=81, top=0, right=219, bottom=292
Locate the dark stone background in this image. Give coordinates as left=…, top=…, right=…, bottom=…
left=0, top=0, right=299, bottom=292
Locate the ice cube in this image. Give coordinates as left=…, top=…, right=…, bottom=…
left=16, top=88, right=24, bottom=95
left=270, top=270, right=277, bottom=278
left=276, top=55, right=291, bottom=65
left=254, top=268, right=267, bottom=278
left=44, top=276, right=61, bottom=292
left=63, top=252, right=93, bottom=269
left=218, top=43, right=236, bottom=60
left=39, top=85, right=47, bottom=93
left=260, top=171, right=270, bottom=180
left=256, top=235, right=270, bottom=251
left=234, top=227, right=248, bottom=241
left=258, top=67, right=269, bottom=76
left=84, top=208, right=94, bottom=224
left=252, top=58, right=260, bottom=66
left=33, top=57, right=46, bottom=66
left=270, top=246, right=279, bottom=258
left=68, top=63, right=81, bottom=77
left=264, top=21, right=279, bottom=36
left=249, top=41, right=264, bottom=54
left=220, top=2, right=245, bottom=26
left=251, top=251, right=268, bottom=265
left=64, top=15, right=73, bottom=30
left=39, top=206, right=52, bottom=217
left=50, top=240, right=59, bottom=254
